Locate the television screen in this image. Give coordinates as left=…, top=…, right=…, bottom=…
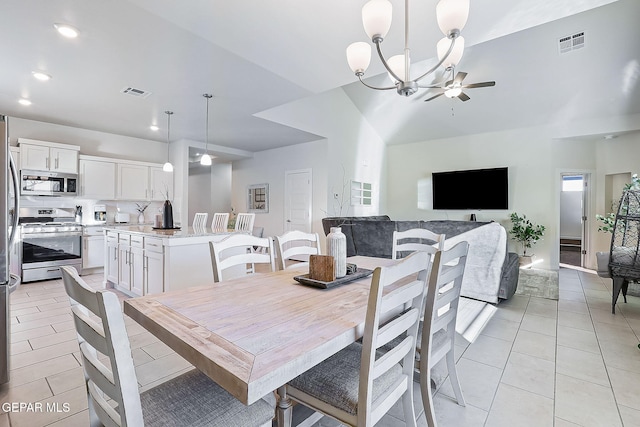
left=432, top=167, right=508, bottom=210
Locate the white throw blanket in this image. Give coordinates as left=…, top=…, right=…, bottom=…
left=442, top=222, right=507, bottom=303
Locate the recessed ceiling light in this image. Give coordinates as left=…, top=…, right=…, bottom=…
left=149, top=125, right=159, bottom=131
left=54, top=23, right=79, bottom=38
left=32, top=71, right=52, bottom=81
left=18, top=99, right=32, bottom=106
left=604, top=134, right=617, bottom=140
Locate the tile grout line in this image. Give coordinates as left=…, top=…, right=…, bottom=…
left=578, top=270, right=626, bottom=426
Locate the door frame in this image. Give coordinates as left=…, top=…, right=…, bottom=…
left=557, top=170, right=593, bottom=269
left=284, top=168, right=313, bottom=233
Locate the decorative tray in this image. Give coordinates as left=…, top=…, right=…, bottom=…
left=293, top=268, right=373, bottom=289
left=152, top=227, right=181, bottom=230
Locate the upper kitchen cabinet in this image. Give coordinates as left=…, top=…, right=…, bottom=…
left=117, top=163, right=149, bottom=200
left=150, top=167, right=173, bottom=201
left=18, top=138, right=79, bottom=173
left=79, top=156, right=116, bottom=200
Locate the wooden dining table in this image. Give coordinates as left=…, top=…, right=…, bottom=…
left=123, top=255, right=396, bottom=427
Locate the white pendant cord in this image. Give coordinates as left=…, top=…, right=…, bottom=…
left=201, top=94, right=213, bottom=166
left=162, top=111, right=174, bottom=172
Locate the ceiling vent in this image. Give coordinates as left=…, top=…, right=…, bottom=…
left=558, top=32, right=585, bottom=54
left=121, top=87, right=151, bottom=98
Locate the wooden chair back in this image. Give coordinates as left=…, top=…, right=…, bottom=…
left=234, top=213, right=255, bottom=233
left=60, top=266, right=143, bottom=427
left=420, top=241, right=470, bottom=427
left=193, top=212, right=209, bottom=229
left=211, top=213, right=229, bottom=231
left=209, top=234, right=275, bottom=282
left=358, top=251, right=430, bottom=425
left=392, top=228, right=445, bottom=260
left=274, top=230, right=321, bottom=270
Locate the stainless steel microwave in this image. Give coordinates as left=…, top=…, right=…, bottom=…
left=20, top=170, right=78, bottom=196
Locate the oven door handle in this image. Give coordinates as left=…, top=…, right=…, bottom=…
left=22, top=232, right=83, bottom=239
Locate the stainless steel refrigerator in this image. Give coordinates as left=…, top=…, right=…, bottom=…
left=1, top=115, right=20, bottom=384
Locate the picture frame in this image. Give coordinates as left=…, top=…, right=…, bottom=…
left=248, top=183, right=269, bottom=213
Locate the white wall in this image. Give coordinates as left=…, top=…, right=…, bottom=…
left=592, top=132, right=640, bottom=258
left=9, top=117, right=167, bottom=163
left=386, top=125, right=598, bottom=270
left=187, top=162, right=232, bottom=225
left=232, top=139, right=328, bottom=243
left=254, top=88, right=387, bottom=217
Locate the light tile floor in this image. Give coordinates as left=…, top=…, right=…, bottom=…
left=1, top=268, right=639, bottom=426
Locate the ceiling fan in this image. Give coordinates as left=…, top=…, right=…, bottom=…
left=423, top=71, right=495, bottom=102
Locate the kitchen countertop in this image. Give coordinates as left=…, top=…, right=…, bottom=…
left=102, top=225, right=234, bottom=239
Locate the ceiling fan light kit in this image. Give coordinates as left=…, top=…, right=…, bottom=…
left=346, top=0, right=469, bottom=97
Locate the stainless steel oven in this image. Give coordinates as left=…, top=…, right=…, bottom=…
left=18, top=208, right=83, bottom=282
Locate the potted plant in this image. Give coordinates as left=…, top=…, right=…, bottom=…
left=509, top=212, right=545, bottom=265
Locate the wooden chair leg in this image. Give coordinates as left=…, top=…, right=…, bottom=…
left=401, top=381, right=417, bottom=427
left=446, top=349, right=465, bottom=407
left=419, top=357, right=437, bottom=427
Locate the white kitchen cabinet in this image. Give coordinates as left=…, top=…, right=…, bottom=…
left=129, top=235, right=144, bottom=296
left=144, top=238, right=164, bottom=295
left=117, top=163, right=149, bottom=200
left=150, top=167, right=173, bottom=201
left=118, top=234, right=131, bottom=292
left=19, top=139, right=79, bottom=173
left=83, top=226, right=106, bottom=270
left=105, top=232, right=119, bottom=284
left=80, top=159, right=116, bottom=199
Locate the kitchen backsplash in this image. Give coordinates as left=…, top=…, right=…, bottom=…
left=19, top=196, right=171, bottom=225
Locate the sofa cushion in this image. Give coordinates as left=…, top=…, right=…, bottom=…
left=422, top=220, right=491, bottom=239
left=351, top=221, right=397, bottom=258
left=322, top=216, right=391, bottom=257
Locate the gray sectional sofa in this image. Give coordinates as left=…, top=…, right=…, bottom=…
left=322, top=216, right=519, bottom=303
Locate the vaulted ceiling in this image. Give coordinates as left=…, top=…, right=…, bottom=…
left=0, top=0, right=637, bottom=155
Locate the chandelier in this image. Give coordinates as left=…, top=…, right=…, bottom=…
left=162, top=111, right=173, bottom=172
left=346, top=0, right=469, bottom=97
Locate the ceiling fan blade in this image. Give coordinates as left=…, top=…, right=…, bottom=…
left=458, top=92, right=470, bottom=102
left=424, top=93, right=445, bottom=102
left=464, top=81, right=496, bottom=89
left=454, top=72, right=467, bottom=84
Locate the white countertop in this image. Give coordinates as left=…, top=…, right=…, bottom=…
left=102, top=225, right=234, bottom=239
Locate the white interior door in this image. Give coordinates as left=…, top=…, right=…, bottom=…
left=284, top=169, right=312, bottom=234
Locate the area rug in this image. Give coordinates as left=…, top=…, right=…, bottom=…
left=515, top=268, right=559, bottom=300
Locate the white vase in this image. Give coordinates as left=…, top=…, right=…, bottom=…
left=327, top=227, right=347, bottom=278
left=138, top=213, right=145, bottom=224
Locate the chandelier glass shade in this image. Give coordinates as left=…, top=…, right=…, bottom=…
left=346, top=0, right=470, bottom=97
left=162, top=111, right=173, bottom=172
left=200, top=94, right=213, bottom=166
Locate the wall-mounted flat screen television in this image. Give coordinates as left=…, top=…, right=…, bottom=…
left=432, top=167, right=508, bottom=210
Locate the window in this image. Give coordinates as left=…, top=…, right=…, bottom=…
left=562, top=175, right=583, bottom=192
left=351, top=181, right=372, bottom=206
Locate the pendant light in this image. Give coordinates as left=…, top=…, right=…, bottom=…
left=200, top=94, right=213, bottom=166
left=162, top=111, right=174, bottom=172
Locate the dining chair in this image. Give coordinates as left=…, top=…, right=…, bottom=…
left=274, top=230, right=321, bottom=270
left=392, top=228, right=445, bottom=260
left=283, top=251, right=430, bottom=426
left=235, top=212, right=255, bottom=233
left=420, top=241, right=470, bottom=427
left=211, top=212, right=230, bottom=231
left=193, top=212, right=208, bottom=228
left=59, top=266, right=274, bottom=427
left=209, top=233, right=275, bottom=282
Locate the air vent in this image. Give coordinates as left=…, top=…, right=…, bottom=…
left=558, top=31, right=585, bottom=54
left=121, top=87, right=152, bottom=98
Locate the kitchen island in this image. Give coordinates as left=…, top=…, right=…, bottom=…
left=103, top=226, right=241, bottom=296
